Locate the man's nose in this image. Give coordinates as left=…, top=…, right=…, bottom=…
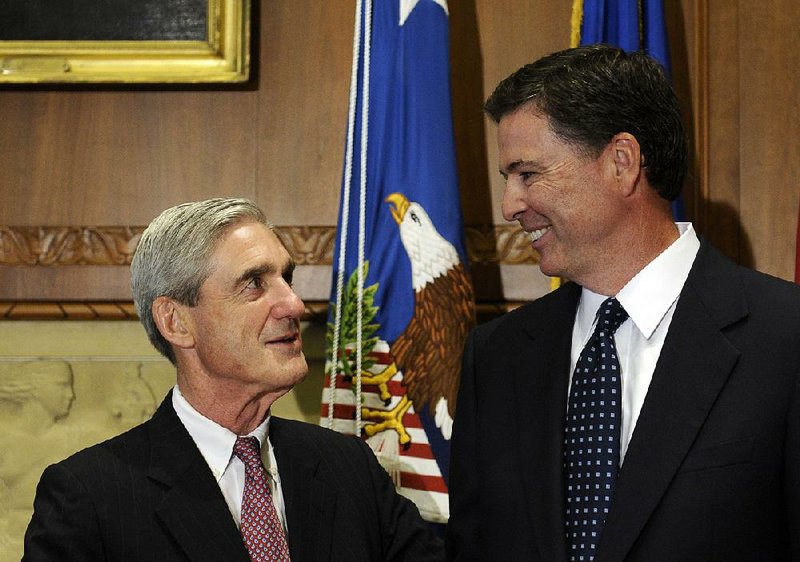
left=273, top=280, right=305, bottom=319
left=501, top=180, right=526, bottom=222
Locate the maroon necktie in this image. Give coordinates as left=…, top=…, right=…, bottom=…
left=233, top=436, right=291, bottom=561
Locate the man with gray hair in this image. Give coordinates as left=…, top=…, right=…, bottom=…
left=24, top=198, right=443, bottom=561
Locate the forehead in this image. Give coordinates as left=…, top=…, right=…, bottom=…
left=209, top=221, right=289, bottom=270
left=498, top=107, right=557, bottom=148
left=497, top=107, right=584, bottom=167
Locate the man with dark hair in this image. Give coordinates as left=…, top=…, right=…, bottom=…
left=24, top=198, right=443, bottom=562
left=447, top=45, right=800, bottom=561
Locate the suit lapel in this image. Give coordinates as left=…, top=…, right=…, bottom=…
left=271, top=418, right=337, bottom=562
left=596, top=242, right=747, bottom=561
left=515, top=283, right=580, bottom=562
left=145, top=395, right=250, bottom=562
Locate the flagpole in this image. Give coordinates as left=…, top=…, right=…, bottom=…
left=327, top=0, right=365, bottom=430
left=354, top=0, right=373, bottom=435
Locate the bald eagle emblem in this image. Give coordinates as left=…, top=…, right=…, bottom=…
left=342, top=193, right=476, bottom=446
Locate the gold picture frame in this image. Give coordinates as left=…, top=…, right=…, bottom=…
left=0, top=0, right=250, bottom=84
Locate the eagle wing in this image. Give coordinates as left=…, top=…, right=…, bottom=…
left=390, top=261, right=475, bottom=417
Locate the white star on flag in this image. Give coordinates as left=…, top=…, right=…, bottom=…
left=399, top=0, right=449, bottom=26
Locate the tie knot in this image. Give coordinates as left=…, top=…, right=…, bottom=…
left=233, top=436, right=262, bottom=467
left=596, top=297, right=628, bottom=335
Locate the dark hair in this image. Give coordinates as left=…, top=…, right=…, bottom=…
left=485, top=45, right=687, bottom=201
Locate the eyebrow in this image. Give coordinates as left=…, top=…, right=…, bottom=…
left=500, top=159, right=539, bottom=177
left=234, top=259, right=296, bottom=288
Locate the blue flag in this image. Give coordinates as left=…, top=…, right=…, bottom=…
left=322, top=0, right=475, bottom=524
left=572, top=0, right=686, bottom=220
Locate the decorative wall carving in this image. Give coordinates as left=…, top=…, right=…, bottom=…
left=0, top=225, right=539, bottom=267
left=0, top=226, right=144, bottom=266
left=0, top=225, right=538, bottom=319
left=0, top=359, right=174, bottom=561
left=272, top=226, right=337, bottom=266
left=464, top=225, right=539, bottom=265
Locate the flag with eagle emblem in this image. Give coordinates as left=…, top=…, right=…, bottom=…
left=321, top=0, right=475, bottom=524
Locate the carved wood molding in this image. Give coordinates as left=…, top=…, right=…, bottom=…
left=464, top=224, right=539, bottom=265
left=0, top=225, right=539, bottom=266
left=0, top=226, right=144, bottom=266
left=0, top=300, right=524, bottom=321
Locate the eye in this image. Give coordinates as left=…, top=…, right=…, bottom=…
left=245, top=275, right=263, bottom=290
left=520, top=171, right=536, bottom=183
left=410, top=211, right=421, bottom=225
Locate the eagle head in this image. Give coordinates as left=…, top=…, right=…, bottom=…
left=386, top=192, right=460, bottom=291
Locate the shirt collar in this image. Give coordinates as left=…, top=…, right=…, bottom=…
left=172, top=385, right=270, bottom=482
left=578, top=223, right=700, bottom=339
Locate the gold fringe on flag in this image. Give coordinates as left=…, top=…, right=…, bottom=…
left=570, top=0, right=583, bottom=48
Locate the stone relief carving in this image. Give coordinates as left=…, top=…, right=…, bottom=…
left=0, top=361, right=76, bottom=558
left=0, top=359, right=172, bottom=561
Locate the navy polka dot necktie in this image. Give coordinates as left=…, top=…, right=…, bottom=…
left=233, top=436, right=291, bottom=561
left=564, top=297, right=628, bottom=561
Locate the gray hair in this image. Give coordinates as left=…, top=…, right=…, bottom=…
left=130, top=198, right=271, bottom=364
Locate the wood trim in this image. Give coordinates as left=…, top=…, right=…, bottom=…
left=0, top=224, right=541, bottom=319
left=0, top=300, right=526, bottom=322
left=0, top=224, right=540, bottom=267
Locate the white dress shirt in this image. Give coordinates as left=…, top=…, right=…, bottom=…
left=569, top=223, right=700, bottom=464
left=171, top=385, right=288, bottom=533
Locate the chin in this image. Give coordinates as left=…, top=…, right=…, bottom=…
left=538, top=263, right=562, bottom=280
left=289, top=356, right=309, bottom=383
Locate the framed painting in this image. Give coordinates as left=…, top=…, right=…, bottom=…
left=0, top=0, right=250, bottom=83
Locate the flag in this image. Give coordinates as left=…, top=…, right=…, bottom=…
left=570, top=0, right=686, bottom=221
left=321, top=0, right=475, bottom=524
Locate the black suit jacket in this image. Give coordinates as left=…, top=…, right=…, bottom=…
left=447, top=240, right=800, bottom=561
left=23, top=393, right=443, bottom=561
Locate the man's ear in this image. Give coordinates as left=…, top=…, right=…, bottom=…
left=151, top=296, right=195, bottom=350
left=608, top=132, right=642, bottom=196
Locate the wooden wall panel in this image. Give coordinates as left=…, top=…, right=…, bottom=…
left=466, top=0, right=572, bottom=226
left=685, top=0, right=799, bottom=279
left=0, top=90, right=260, bottom=226
left=256, top=0, right=354, bottom=226
left=702, top=0, right=744, bottom=261
left=0, top=0, right=798, bottom=304
left=737, top=0, right=800, bottom=278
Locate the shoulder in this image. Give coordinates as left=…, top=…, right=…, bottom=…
left=690, top=240, right=800, bottom=323
left=270, top=417, right=367, bottom=454
left=44, top=419, right=153, bottom=483
left=471, top=281, right=581, bottom=347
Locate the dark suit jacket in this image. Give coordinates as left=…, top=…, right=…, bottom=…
left=447, top=240, right=800, bottom=561
left=23, top=393, right=443, bottom=561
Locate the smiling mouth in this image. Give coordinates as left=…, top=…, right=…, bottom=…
left=529, top=227, right=551, bottom=243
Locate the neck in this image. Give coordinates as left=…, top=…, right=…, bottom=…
left=176, top=371, right=285, bottom=435
left=580, top=206, right=680, bottom=296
